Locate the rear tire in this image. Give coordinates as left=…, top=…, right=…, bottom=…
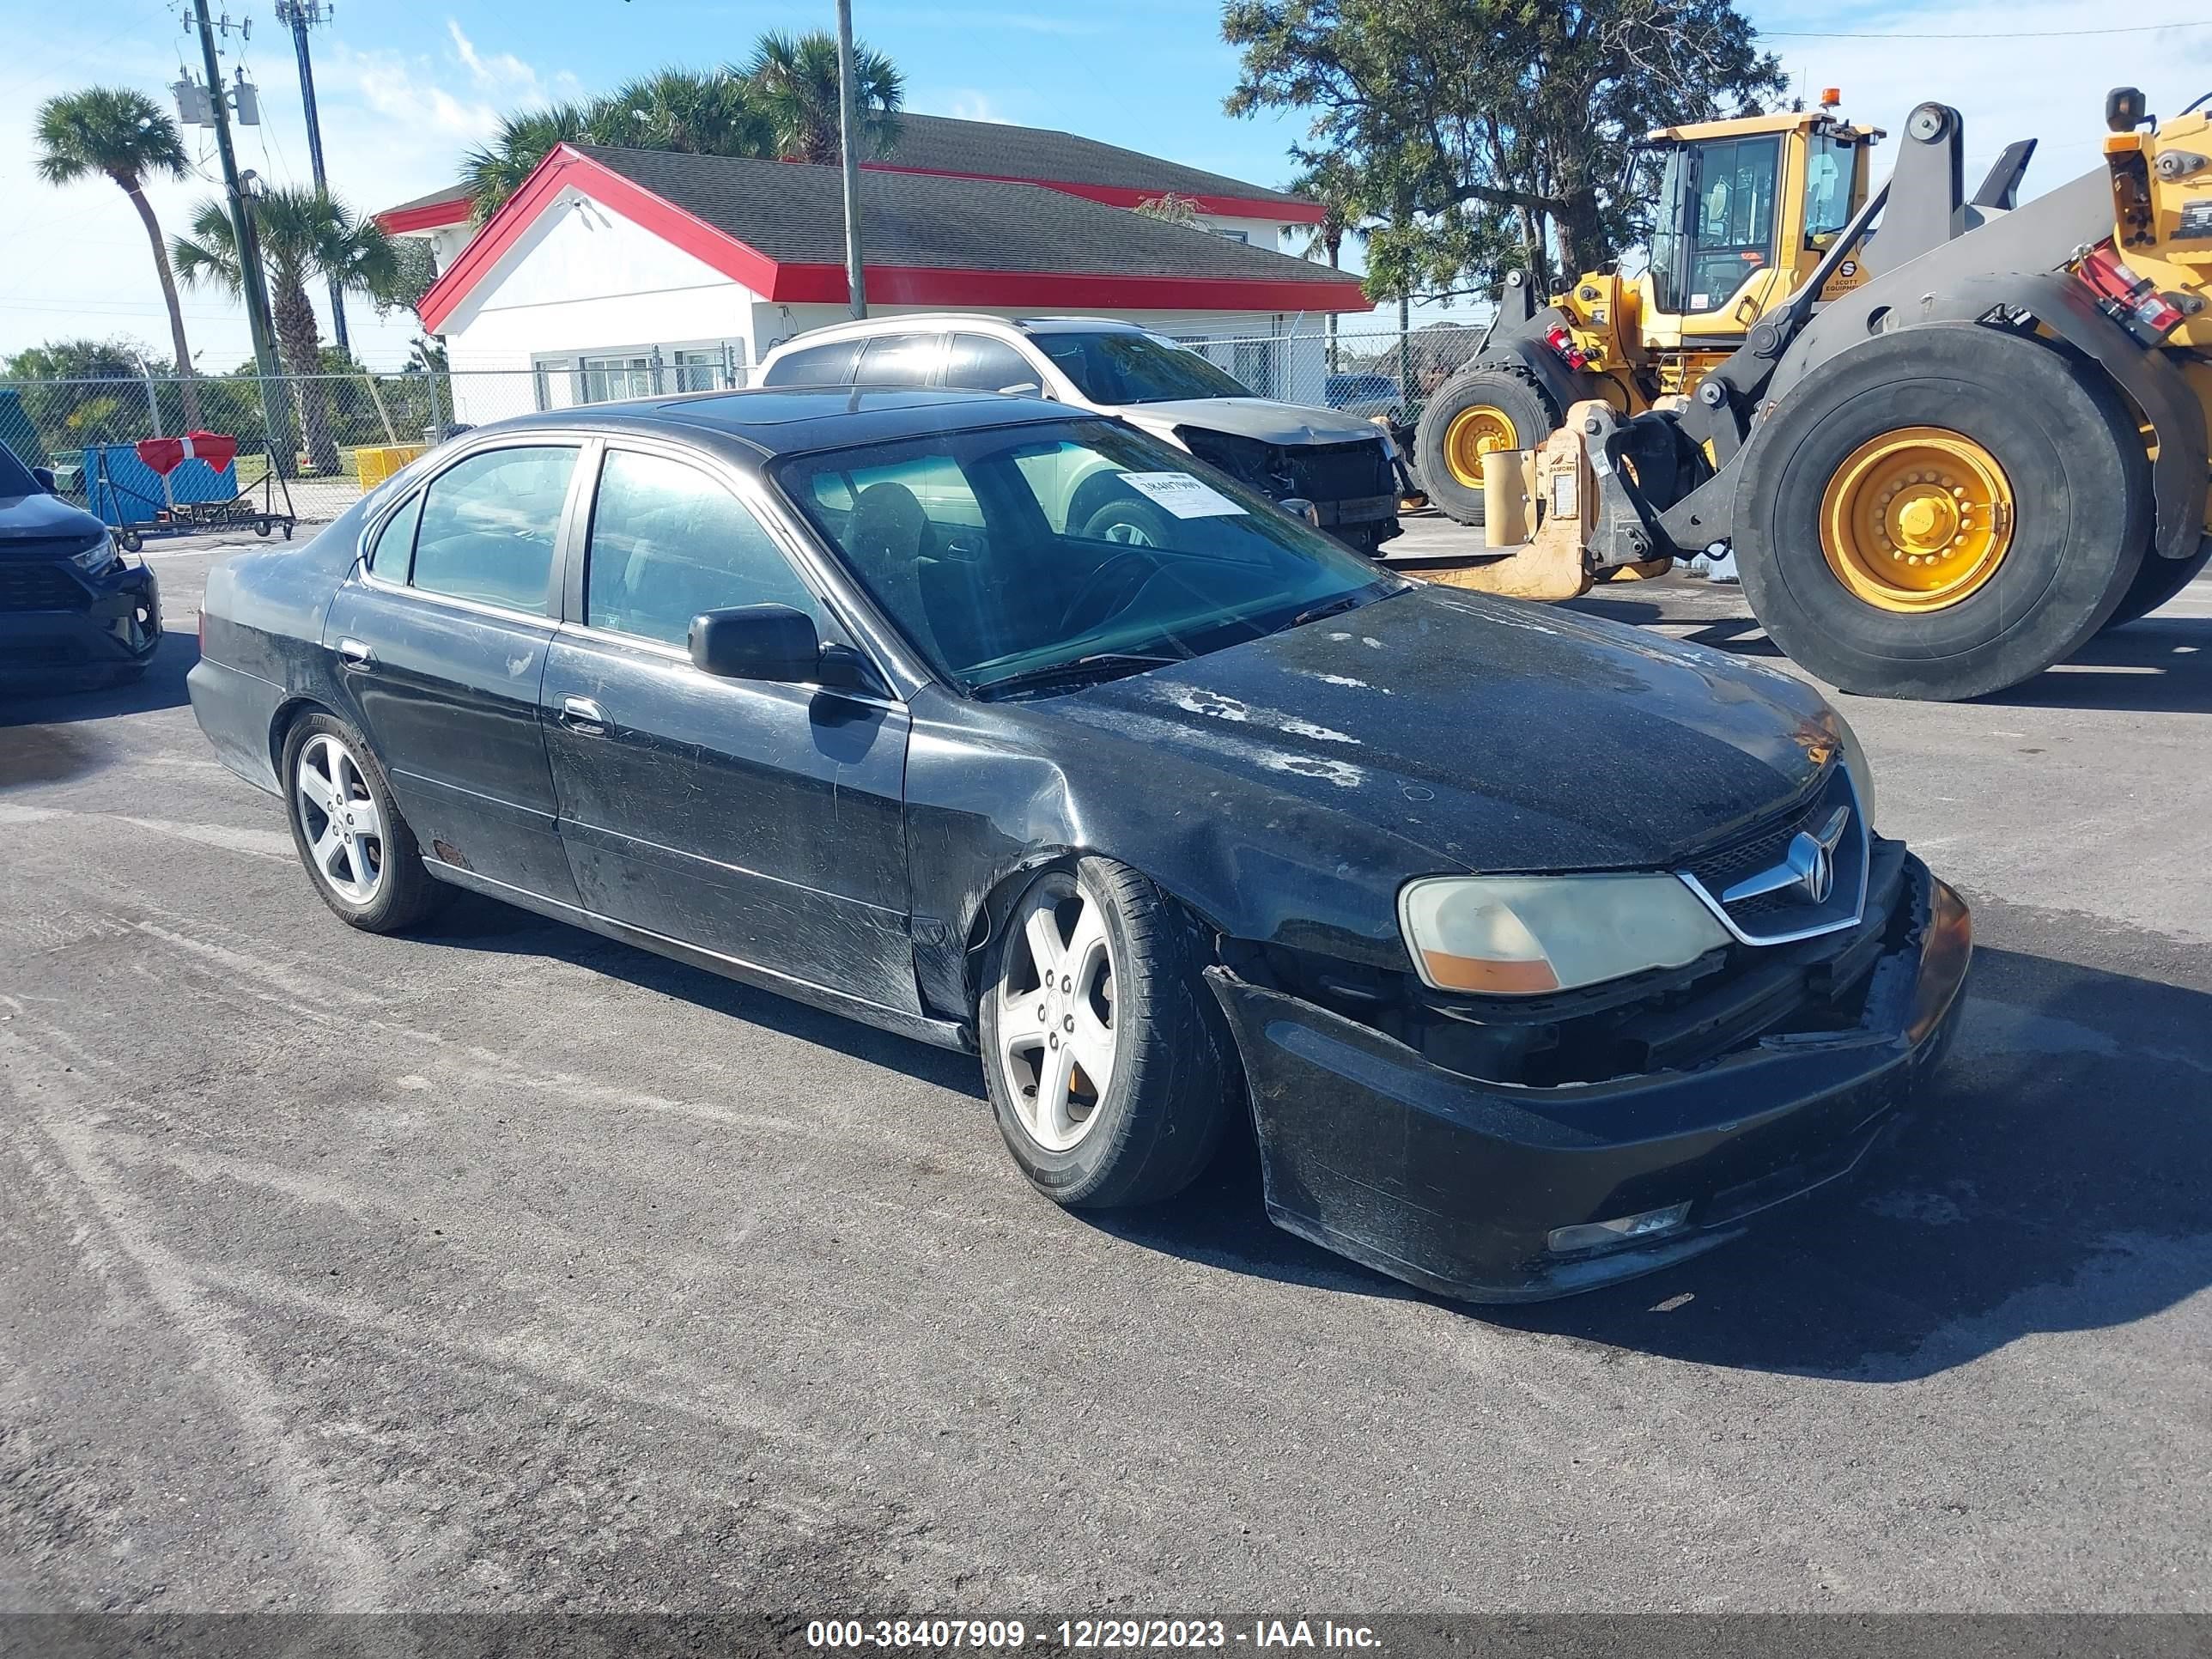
left=2100, top=537, right=2212, bottom=629
left=281, top=711, right=445, bottom=933
left=979, top=859, right=1234, bottom=1210
left=1414, top=368, right=1559, bottom=528
left=1733, top=324, right=2150, bottom=700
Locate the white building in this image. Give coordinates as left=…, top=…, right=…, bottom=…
left=378, top=115, right=1364, bottom=423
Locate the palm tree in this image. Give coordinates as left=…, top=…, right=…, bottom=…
left=462, top=40, right=903, bottom=222
left=464, top=70, right=775, bottom=221
left=173, top=185, right=400, bottom=474
left=463, top=101, right=594, bottom=222
left=1290, top=159, right=1367, bottom=374
left=604, top=66, right=772, bottom=160
left=744, top=31, right=902, bottom=165
left=34, top=87, right=204, bottom=426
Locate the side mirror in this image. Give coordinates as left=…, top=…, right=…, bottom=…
left=30, top=466, right=56, bottom=494
left=999, top=381, right=1045, bottom=398
left=689, top=604, right=821, bottom=682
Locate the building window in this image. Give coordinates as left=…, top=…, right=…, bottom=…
left=580, top=355, right=653, bottom=404
left=672, top=349, right=725, bottom=392
left=1211, top=228, right=1250, bottom=244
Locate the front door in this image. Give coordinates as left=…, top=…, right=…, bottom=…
left=538, top=441, right=917, bottom=1012
left=325, top=440, right=586, bottom=902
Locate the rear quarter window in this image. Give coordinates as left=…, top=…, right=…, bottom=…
left=762, top=338, right=864, bottom=387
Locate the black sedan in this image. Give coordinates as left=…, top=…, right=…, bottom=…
left=0, top=440, right=161, bottom=686
left=187, top=387, right=1971, bottom=1302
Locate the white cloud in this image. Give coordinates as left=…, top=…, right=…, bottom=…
left=0, top=16, right=573, bottom=370
left=942, top=90, right=1014, bottom=125
left=445, top=20, right=550, bottom=102
left=1759, top=1, right=2212, bottom=185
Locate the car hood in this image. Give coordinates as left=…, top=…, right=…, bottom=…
left=1040, top=586, right=1839, bottom=875
left=0, top=489, right=106, bottom=556
left=1114, top=398, right=1386, bottom=447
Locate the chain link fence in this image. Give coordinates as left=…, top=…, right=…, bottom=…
left=0, top=324, right=1490, bottom=537
left=0, top=369, right=542, bottom=533
left=1169, top=318, right=1492, bottom=432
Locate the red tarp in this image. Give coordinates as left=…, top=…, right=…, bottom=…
left=136, top=430, right=239, bottom=477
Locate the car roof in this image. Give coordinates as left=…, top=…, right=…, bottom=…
left=477, top=386, right=1082, bottom=459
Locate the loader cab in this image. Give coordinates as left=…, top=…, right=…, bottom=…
left=1636, top=106, right=1876, bottom=344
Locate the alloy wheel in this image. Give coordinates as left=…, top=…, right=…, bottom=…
left=996, top=878, right=1119, bottom=1152
left=294, top=732, right=386, bottom=905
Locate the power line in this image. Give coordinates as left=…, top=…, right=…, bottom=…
left=1767, top=18, right=2212, bottom=36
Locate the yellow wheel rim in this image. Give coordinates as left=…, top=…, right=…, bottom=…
left=1820, top=427, right=2015, bottom=611
left=1443, top=405, right=1518, bottom=489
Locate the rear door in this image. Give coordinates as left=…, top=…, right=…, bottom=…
left=324, top=439, right=587, bottom=902
left=538, top=439, right=918, bottom=1011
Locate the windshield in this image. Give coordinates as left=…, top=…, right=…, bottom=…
left=0, top=442, right=40, bottom=498
left=1032, top=332, right=1255, bottom=404
left=775, top=417, right=1401, bottom=695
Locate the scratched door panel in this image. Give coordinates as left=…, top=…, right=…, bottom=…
left=541, top=632, right=919, bottom=1012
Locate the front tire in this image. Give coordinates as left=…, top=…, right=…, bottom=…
left=979, top=859, right=1234, bottom=1210
left=1733, top=324, right=2150, bottom=700
left=282, top=711, right=444, bottom=933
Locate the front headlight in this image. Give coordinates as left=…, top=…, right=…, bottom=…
left=1399, top=872, right=1731, bottom=996
left=1830, top=708, right=1877, bottom=830
left=70, top=533, right=118, bottom=575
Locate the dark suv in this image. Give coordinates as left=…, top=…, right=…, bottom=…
left=0, top=441, right=161, bottom=687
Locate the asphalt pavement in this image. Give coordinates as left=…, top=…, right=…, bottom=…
left=2, top=528, right=2207, bottom=1616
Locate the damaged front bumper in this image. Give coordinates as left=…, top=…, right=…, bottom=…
left=0, top=558, right=161, bottom=679
left=1205, top=856, right=1972, bottom=1303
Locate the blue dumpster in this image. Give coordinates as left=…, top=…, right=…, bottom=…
left=82, top=441, right=238, bottom=529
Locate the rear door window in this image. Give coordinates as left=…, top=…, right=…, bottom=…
left=410, top=445, right=578, bottom=613
left=944, top=334, right=1041, bottom=393
left=854, top=333, right=946, bottom=387
left=761, top=337, right=864, bottom=387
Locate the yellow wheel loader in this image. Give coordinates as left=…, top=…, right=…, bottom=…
left=1413, top=86, right=2212, bottom=700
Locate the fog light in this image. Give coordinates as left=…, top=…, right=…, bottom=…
left=1547, top=1201, right=1692, bottom=1255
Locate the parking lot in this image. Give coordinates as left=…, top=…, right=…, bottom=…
left=3, top=527, right=2208, bottom=1614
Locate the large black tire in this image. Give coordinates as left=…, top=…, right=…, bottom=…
left=1733, top=324, right=2150, bottom=701
left=978, top=858, right=1235, bottom=1210
left=281, top=710, right=447, bottom=933
left=1413, top=368, right=1559, bottom=528
left=2101, top=537, right=2212, bottom=629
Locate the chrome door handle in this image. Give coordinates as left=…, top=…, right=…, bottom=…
left=336, top=637, right=374, bottom=667
left=558, top=696, right=608, bottom=735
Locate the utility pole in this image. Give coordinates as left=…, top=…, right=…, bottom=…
left=835, top=0, right=867, bottom=319
left=276, top=0, right=347, bottom=355
left=192, top=0, right=290, bottom=466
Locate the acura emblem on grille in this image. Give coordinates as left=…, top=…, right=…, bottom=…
left=1722, top=805, right=1852, bottom=909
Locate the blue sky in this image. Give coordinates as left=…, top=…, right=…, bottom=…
left=6, top=0, right=2212, bottom=369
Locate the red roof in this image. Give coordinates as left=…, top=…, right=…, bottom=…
left=416, top=145, right=1366, bottom=334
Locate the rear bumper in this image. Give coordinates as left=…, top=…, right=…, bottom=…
left=0, top=562, right=161, bottom=677
left=1205, top=860, right=1972, bottom=1303
left=185, top=654, right=287, bottom=794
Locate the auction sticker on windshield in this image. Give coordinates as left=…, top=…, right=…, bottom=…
left=1117, top=471, right=1249, bottom=518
